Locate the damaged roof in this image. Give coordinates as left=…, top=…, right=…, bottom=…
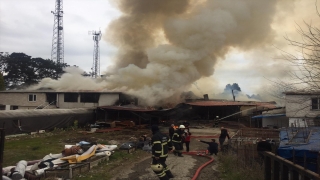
left=186, top=101, right=277, bottom=109
left=99, top=104, right=171, bottom=112
left=0, top=90, right=121, bottom=94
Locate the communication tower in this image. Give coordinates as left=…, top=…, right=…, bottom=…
left=89, top=30, right=102, bottom=78
left=51, top=0, right=64, bottom=64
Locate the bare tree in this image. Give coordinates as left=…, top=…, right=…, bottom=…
left=281, top=20, right=320, bottom=92
left=274, top=4, right=320, bottom=126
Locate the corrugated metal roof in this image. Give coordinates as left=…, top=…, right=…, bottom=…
left=285, top=91, right=320, bottom=95
left=186, top=101, right=276, bottom=108
left=99, top=105, right=162, bottom=112
left=0, top=90, right=121, bottom=94
left=0, top=108, right=94, bottom=119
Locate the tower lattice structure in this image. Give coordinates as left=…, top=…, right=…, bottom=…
left=51, top=0, right=64, bottom=64
left=89, top=30, right=102, bottom=78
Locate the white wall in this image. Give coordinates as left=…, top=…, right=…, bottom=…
left=98, top=94, right=119, bottom=106
left=288, top=118, right=311, bottom=127
left=286, top=94, right=320, bottom=118
left=57, top=93, right=120, bottom=108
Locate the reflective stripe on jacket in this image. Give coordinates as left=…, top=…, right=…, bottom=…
left=152, top=131, right=172, bottom=158
left=172, top=129, right=184, bottom=143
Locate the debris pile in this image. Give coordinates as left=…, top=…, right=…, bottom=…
left=2, top=141, right=117, bottom=180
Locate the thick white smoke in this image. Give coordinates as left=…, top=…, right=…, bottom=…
left=102, top=0, right=278, bottom=105
left=33, top=0, right=316, bottom=106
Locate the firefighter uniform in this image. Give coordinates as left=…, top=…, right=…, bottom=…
left=172, top=125, right=185, bottom=157
left=151, top=125, right=174, bottom=180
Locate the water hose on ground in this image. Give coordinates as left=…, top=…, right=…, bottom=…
left=182, top=151, right=215, bottom=180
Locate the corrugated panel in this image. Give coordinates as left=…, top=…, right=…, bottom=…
left=186, top=101, right=277, bottom=108
left=0, top=108, right=94, bottom=119
left=99, top=106, right=162, bottom=112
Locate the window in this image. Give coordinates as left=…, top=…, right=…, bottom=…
left=64, top=93, right=78, bottom=102
left=80, top=93, right=100, bottom=103
left=311, top=98, right=320, bottom=110
left=28, top=94, right=37, bottom=102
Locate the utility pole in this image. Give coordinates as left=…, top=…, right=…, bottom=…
left=51, top=0, right=64, bottom=64
left=89, top=30, right=102, bottom=78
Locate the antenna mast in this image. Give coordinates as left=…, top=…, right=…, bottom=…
left=51, top=0, right=64, bottom=64
left=89, top=30, right=102, bottom=78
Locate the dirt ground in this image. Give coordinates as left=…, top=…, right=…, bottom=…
left=108, top=125, right=237, bottom=180
left=3, top=122, right=237, bottom=180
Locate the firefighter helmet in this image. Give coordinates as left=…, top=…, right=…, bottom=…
left=151, top=163, right=163, bottom=172
left=179, top=125, right=185, bottom=129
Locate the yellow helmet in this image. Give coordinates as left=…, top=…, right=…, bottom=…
left=151, top=163, right=163, bottom=172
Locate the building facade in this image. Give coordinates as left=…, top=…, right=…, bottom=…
left=285, top=91, right=320, bottom=127
left=0, top=90, right=122, bottom=110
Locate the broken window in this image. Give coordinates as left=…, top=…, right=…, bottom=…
left=311, top=98, right=320, bottom=110
left=64, top=93, right=78, bottom=102
left=80, top=93, right=100, bottom=103
left=28, top=94, right=37, bottom=102
left=46, top=93, right=57, bottom=105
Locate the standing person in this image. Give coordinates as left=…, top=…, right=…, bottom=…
left=151, top=125, right=174, bottom=180
left=214, top=116, right=219, bottom=128
left=184, top=130, right=192, bottom=152
left=183, top=120, right=190, bottom=131
left=257, top=137, right=272, bottom=162
left=197, top=139, right=219, bottom=155
left=168, top=124, right=175, bottom=140
left=172, top=125, right=185, bottom=157
left=219, top=127, right=230, bottom=147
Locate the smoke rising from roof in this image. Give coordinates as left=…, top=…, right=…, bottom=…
left=102, top=0, right=279, bottom=105
left=32, top=0, right=298, bottom=106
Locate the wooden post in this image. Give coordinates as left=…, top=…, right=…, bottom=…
left=264, top=155, right=271, bottom=180
left=273, top=160, right=280, bottom=180
left=292, top=170, right=299, bottom=180
left=280, top=162, right=289, bottom=180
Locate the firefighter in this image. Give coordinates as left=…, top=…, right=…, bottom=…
left=214, top=116, right=219, bottom=128
left=168, top=124, right=175, bottom=140
left=151, top=125, right=174, bottom=180
left=172, top=125, right=185, bottom=157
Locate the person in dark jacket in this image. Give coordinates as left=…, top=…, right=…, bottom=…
left=197, top=139, right=218, bottom=155
left=151, top=125, right=174, bottom=180
left=183, top=120, right=190, bottom=131
left=219, top=127, right=230, bottom=146
left=257, top=137, right=272, bottom=161
left=172, top=125, right=185, bottom=157
left=168, top=124, right=175, bottom=140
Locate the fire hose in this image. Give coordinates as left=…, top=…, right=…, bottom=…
left=182, top=151, right=215, bottom=180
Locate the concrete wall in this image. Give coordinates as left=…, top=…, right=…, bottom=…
left=0, top=92, right=121, bottom=110
left=286, top=94, right=320, bottom=118
left=0, top=92, right=47, bottom=109
left=99, top=94, right=119, bottom=106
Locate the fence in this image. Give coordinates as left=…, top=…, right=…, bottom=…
left=228, top=128, right=320, bottom=180
left=263, top=151, right=320, bottom=180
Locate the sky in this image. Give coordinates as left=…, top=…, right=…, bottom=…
left=1, top=0, right=320, bottom=106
